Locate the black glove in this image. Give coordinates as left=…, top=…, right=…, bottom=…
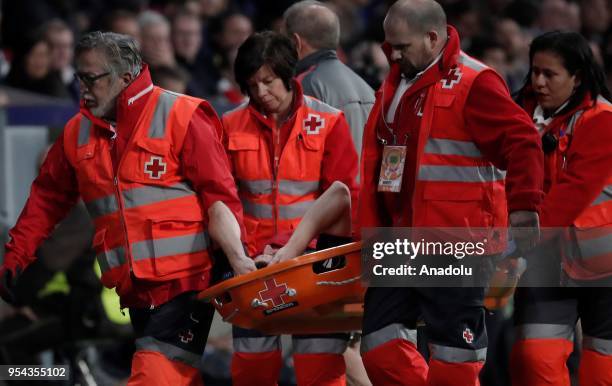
left=0, top=265, right=22, bottom=304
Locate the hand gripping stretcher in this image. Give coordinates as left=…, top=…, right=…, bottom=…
left=198, top=242, right=365, bottom=335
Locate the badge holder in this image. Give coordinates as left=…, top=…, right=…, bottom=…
left=378, top=145, right=407, bottom=192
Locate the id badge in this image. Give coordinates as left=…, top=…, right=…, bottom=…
left=378, top=145, right=406, bottom=192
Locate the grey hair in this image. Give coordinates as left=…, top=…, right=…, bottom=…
left=138, top=10, right=170, bottom=30
left=284, top=0, right=340, bottom=50
left=75, top=31, right=142, bottom=78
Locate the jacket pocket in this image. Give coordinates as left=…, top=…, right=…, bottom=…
left=228, top=133, right=260, bottom=151
left=422, top=183, right=490, bottom=228
left=146, top=217, right=210, bottom=278
left=295, top=132, right=324, bottom=179
left=75, top=144, right=100, bottom=184
left=120, top=138, right=173, bottom=183
left=571, top=189, right=612, bottom=274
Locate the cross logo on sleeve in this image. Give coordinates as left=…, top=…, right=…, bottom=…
left=441, top=67, right=463, bottom=89
left=179, top=329, right=194, bottom=343
left=303, top=113, right=325, bottom=135
left=463, top=327, right=474, bottom=344
left=258, top=278, right=288, bottom=307
left=144, top=156, right=167, bottom=179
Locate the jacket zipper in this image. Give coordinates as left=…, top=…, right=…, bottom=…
left=273, top=124, right=280, bottom=235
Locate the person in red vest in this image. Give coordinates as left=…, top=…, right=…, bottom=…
left=510, top=31, right=612, bottom=386
left=357, top=1, right=544, bottom=385
left=222, top=31, right=359, bottom=386
left=0, top=31, right=255, bottom=385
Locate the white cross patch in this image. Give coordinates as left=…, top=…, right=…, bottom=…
left=144, top=155, right=167, bottom=179
left=441, top=67, right=463, bottom=89
left=303, top=113, right=325, bottom=135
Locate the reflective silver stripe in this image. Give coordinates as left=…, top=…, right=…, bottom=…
left=429, top=344, right=487, bottom=363
left=97, top=246, right=127, bottom=273
left=303, top=95, right=340, bottom=114
left=577, top=233, right=612, bottom=259
left=565, top=110, right=583, bottom=136
left=149, top=91, right=178, bottom=138
left=233, top=336, right=281, bottom=353
left=583, top=335, right=612, bottom=355
left=242, top=199, right=274, bottom=219
left=515, top=323, right=574, bottom=340
left=292, top=338, right=348, bottom=355
left=78, top=116, right=92, bottom=146
left=238, top=179, right=320, bottom=196
left=424, top=138, right=482, bottom=158
left=223, top=101, right=249, bottom=117
left=418, top=165, right=505, bottom=182
left=237, top=179, right=273, bottom=195
left=278, top=180, right=320, bottom=196
left=279, top=200, right=314, bottom=219
left=597, top=95, right=612, bottom=107
left=85, top=194, right=119, bottom=219
left=135, top=337, right=201, bottom=367
left=592, top=185, right=612, bottom=206
left=123, top=182, right=196, bottom=209
left=361, top=323, right=417, bottom=354
left=459, top=52, right=487, bottom=72
left=85, top=183, right=197, bottom=219
left=242, top=199, right=313, bottom=220
left=131, top=232, right=210, bottom=261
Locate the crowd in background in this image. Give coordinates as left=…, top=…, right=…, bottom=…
left=1, top=0, right=612, bottom=114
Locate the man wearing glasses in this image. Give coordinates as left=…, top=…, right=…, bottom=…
left=0, top=31, right=254, bottom=385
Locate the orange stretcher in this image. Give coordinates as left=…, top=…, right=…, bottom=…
left=198, top=242, right=365, bottom=335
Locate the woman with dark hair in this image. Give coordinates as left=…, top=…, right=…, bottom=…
left=222, top=31, right=359, bottom=386
left=511, top=31, right=612, bottom=386
left=5, top=31, right=70, bottom=98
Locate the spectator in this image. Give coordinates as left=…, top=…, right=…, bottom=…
left=172, top=10, right=202, bottom=66
left=5, top=32, right=70, bottom=99
left=495, top=18, right=530, bottom=92
left=283, top=0, right=375, bottom=164
left=42, top=19, right=78, bottom=100
left=106, top=9, right=141, bottom=44
left=209, top=12, right=253, bottom=105
left=580, top=0, right=609, bottom=41
left=350, top=40, right=390, bottom=90
left=538, top=0, right=580, bottom=33
left=138, top=10, right=175, bottom=67
left=172, top=9, right=217, bottom=96
left=469, top=36, right=511, bottom=86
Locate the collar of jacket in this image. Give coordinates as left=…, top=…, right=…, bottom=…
left=296, top=49, right=337, bottom=75
left=379, top=25, right=462, bottom=100
left=79, top=64, right=154, bottom=133
left=520, top=86, right=594, bottom=134
left=247, top=79, right=305, bottom=129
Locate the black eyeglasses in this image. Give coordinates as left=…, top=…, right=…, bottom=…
left=75, top=71, right=111, bottom=88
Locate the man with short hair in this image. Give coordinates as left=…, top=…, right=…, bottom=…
left=358, top=1, right=544, bottom=385
left=42, top=19, right=77, bottom=99
left=0, top=31, right=254, bottom=385
left=138, top=10, right=176, bottom=68
left=284, top=0, right=375, bottom=158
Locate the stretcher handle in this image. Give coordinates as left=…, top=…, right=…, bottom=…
left=316, top=275, right=362, bottom=286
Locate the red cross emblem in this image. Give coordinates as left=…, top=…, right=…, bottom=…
left=463, top=327, right=474, bottom=344
left=258, top=278, right=288, bottom=307
left=179, top=329, right=194, bottom=343
left=144, top=156, right=167, bottom=179
left=441, top=67, right=462, bottom=89
left=303, top=113, right=325, bottom=135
